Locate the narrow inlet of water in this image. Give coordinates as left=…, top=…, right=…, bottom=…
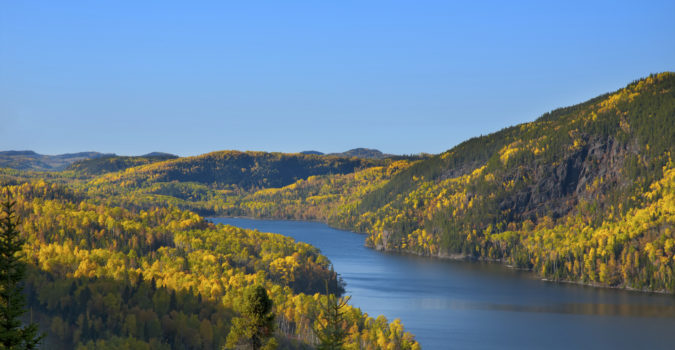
left=212, top=217, right=675, bottom=350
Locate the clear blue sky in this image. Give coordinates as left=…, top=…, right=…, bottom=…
left=1, top=1, right=674, bottom=156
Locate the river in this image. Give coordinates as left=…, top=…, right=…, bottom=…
left=211, top=217, right=675, bottom=349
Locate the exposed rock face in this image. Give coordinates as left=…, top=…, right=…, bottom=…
left=499, top=136, right=636, bottom=223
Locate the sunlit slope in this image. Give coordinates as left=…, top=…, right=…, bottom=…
left=4, top=179, right=419, bottom=349
left=345, top=72, right=675, bottom=291
left=78, top=151, right=389, bottom=214
left=233, top=73, right=675, bottom=292
left=229, top=160, right=415, bottom=222
left=88, top=151, right=384, bottom=190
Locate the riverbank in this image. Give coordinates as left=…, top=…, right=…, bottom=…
left=372, top=239, right=673, bottom=295
left=212, top=217, right=675, bottom=350
left=214, top=215, right=673, bottom=295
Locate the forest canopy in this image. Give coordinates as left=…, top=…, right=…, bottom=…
left=2, top=72, right=675, bottom=349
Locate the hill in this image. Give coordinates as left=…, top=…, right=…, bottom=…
left=74, top=151, right=390, bottom=215
left=87, top=150, right=386, bottom=191
left=68, top=153, right=179, bottom=175
left=327, top=148, right=390, bottom=159
left=355, top=73, right=674, bottom=242
left=226, top=72, right=675, bottom=292
left=303, top=148, right=400, bottom=159
left=0, top=150, right=112, bottom=171
left=142, top=152, right=177, bottom=157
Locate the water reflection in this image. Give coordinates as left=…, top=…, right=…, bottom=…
left=212, top=218, right=675, bottom=350
left=417, top=299, right=675, bottom=317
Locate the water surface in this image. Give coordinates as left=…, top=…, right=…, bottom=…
left=212, top=218, right=675, bottom=349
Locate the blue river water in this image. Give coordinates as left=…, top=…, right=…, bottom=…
left=211, top=217, right=675, bottom=350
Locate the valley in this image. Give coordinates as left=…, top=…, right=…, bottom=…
left=2, top=73, right=674, bottom=349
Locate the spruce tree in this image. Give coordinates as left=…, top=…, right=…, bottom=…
left=225, top=285, right=277, bottom=350
left=0, top=195, right=42, bottom=349
left=313, top=293, right=350, bottom=350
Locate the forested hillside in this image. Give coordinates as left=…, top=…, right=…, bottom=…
left=86, top=151, right=385, bottom=191
left=224, top=73, right=675, bottom=292
left=0, top=177, right=418, bottom=349
left=67, top=153, right=178, bottom=175
left=74, top=151, right=394, bottom=216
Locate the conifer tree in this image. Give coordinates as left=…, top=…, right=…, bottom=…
left=225, top=285, right=277, bottom=350
left=313, top=292, right=350, bottom=350
left=0, top=195, right=42, bottom=349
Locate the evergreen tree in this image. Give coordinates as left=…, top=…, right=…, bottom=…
left=0, top=195, right=42, bottom=349
left=225, top=285, right=277, bottom=350
left=314, top=292, right=350, bottom=350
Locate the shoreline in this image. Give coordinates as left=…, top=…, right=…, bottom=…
left=372, top=240, right=673, bottom=295
left=209, top=215, right=672, bottom=296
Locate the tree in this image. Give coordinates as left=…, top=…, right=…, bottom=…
left=225, top=285, right=277, bottom=350
left=313, top=292, right=350, bottom=350
left=0, top=194, right=43, bottom=349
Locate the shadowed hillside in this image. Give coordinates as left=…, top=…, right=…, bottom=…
left=68, top=153, right=179, bottom=175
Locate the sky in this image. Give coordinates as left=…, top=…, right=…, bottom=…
left=1, top=1, right=674, bottom=157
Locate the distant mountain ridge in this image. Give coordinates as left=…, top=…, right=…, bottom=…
left=0, top=150, right=113, bottom=171
left=328, top=148, right=391, bottom=159
left=300, top=148, right=391, bottom=158
left=142, top=152, right=177, bottom=158
left=1, top=146, right=405, bottom=173
left=1, top=147, right=403, bottom=172
left=302, top=148, right=426, bottom=160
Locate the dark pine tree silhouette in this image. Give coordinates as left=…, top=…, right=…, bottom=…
left=0, top=194, right=43, bottom=349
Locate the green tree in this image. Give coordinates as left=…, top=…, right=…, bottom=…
left=225, top=285, right=277, bottom=350
left=0, top=195, right=42, bottom=349
left=313, top=292, right=350, bottom=350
